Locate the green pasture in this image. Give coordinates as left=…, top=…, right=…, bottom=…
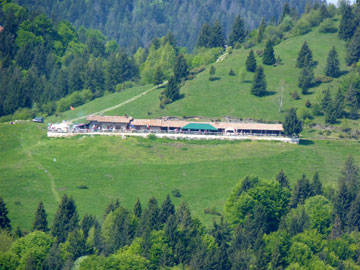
left=1, top=122, right=359, bottom=230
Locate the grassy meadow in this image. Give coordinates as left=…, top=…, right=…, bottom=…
left=1, top=122, right=359, bottom=230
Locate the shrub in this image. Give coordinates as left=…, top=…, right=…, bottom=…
left=319, top=18, right=337, bottom=33
left=229, top=69, right=235, bottom=76
left=171, top=189, right=181, bottom=197
left=76, top=185, right=89, bottom=190
left=315, top=76, right=333, bottom=84
left=292, top=20, right=311, bottom=36
left=292, top=90, right=300, bottom=100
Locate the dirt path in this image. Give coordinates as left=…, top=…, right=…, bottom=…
left=68, top=82, right=167, bottom=123
left=18, top=131, right=60, bottom=203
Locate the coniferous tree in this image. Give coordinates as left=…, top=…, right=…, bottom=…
left=251, top=65, right=267, bottom=96
left=276, top=170, right=290, bottom=189
left=133, top=198, right=142, bottom=218
left=256, top=18, right=266, bottom=43
left=51, top=194, right=79, bottom=243
left=262, top=40, right=276, bottom=65
left=174, top=54, right=188, bottom=82
left=0, top=197, right=11, bottom=231
left=319, top=3, right=329, bottom=19
left=298, top=54, right=314, bottom=94
left=321, top=88, right=332, bottom=111
left=43, top=242, right=64, bottom=270
left=346, top=191, right=360, bottom=232
left=160, top=76, right=180, bottom=107
left=345, top=27, right=360, bottom=66
left=284, top=108, right=302, bottom=136
left=228, top=15, right=246, bottom=47
left=339, top=4, right=356, bottom=40
left=296, top=41, right=313, bottom=68
left=80, top=214, right=98, bottom=238
left=340, top=156, right=359, bottom=197
left=335, top=181, right=353, bottom=230
left=334, top=89, right=345, bottom=119
left=346, top=84, right=359, bottom=119
left=210, top=21, right=225, bottom=48
left=32, top=201, right=48, bottom=232
left=325, top=47, right=341, bottom=78
left=246, top=49, right=257, bottom=72
left=325, top=102, right=337, bottom=124
left=164, top=214, right=178, bottom=249
left=290, top=174, right=313, bottom=208
left=311, top=172, right=323, bottom=195
left=280, top=2, right=291, bottom=23
left=197, top=23, right=212, bottom=48
left=159, top=194, right=175, bottom=225
left=209, top=65, right=216, bottom=76
left=153, top=66, right=165, bottom=87
left=104, top=199, right=120, bottom=218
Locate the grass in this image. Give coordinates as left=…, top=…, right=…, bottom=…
left=1, top=122, right=359, bottom=230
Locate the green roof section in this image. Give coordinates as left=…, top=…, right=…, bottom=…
left=181, top=123, right=218, bottom=131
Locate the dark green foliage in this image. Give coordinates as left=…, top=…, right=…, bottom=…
left=276, top=170, right=290, bottom=189
left=43, top=242, right=64, bottom=270
left=104, top=199, right=120, bottom=218
left=80, top=214, right=98, bottom=238
left=0, top=197, right=11, bottom=231
left=51, top=194, right=79, bottom=243
left=229, top=69, right=235, bottom=76
left=137, top=197, right=160, bottom=235
left=311, top=172, right=323, bottom=195
left=296, top=41, right=313, bottom=68
left=174, top=54, right=189, bottom=82
left=262, top=40, right=276, bottom=65
left=209, top=65, right=216, bottom=76
left=63, top=229, right=88, bottom=261
left=319, top=3, right=329, bottom=19
left=339, top=4, right=356, bottom=40
left=251, top=65, right=267, bottom=96
left=228, top=15, right=246, bottom=47
left=346, top=192, right=360, bottom=232
left=321, top=88, right=332, bottom=111
left=346, top=84, right=359, bottom=119
left=197, top=23, right=212, bottom=48
left=345, top=27, right=360, bottom=66
left=292, top=90, right=300, bottom=100
left=159, top=195, right=175, bottom=225
left=280, top=2, right=291, bottom=23
left=246, top=49, right=257, bottom=72
left=325, top=47, right=341, bottom=78
left=153, top=67, right=165, bottom=86
left=298, top=55, right=314, bottom=94
left=290, top=174, right=313, bottom=208
left=325, top=102, right=337, bottom=124
left=283, top=108, right=302, bottom=136
left=197, top=21, right=225, bottom=49
left=133, top=198, right=142, bottom=218
left=334, top=89, right=345, bottom=119
left=160, top=76, right=180, bottom=108
left=164, top=214, right=178, bottom=249
left=32, top=201, right=48, bottom=232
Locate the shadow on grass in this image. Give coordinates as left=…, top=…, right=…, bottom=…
left=299, top=139, right=315, bottom=145
left=242, top=80, right=252, bottom=83
left=263, top=91, right=276, bottom=96
left=209, top=77, right=221, bottom=81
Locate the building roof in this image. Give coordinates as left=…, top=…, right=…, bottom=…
left=182, top=123, right=218, bottom=131
left=86, top=115, right=133, bottom=124
left=212, top=122, right=284, bottom=131
left=132, top=119, right=163, bottom=127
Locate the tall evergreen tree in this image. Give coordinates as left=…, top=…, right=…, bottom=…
left=325, top=102, right=337, bottom=124
left=210, top=21, right=225, bottom=48
left=104, top=199, right=120, bottom=218
left=296, top=41, right=313, bottom=68
left=311, top=172, right=323, bottom=195
left=345, top=27, right=360, bottom=66
left=197, top=23, right=212, bottom=48
left=290, top=174, right=313, bottom=208
left=256, top=18, right=266, bottom=43
left=321, top=88, right=332, bottom=111
left=276, top=170, right=290, bottom=189
left=228, top=15, right=246, bottom=47
left=0, top=197, right=11, bottom=231
left=32, top=201, right=48, bottom=232
left=159, top=194, right=175, bottom=225
left=160, top=76, right=180, bottom=107
left=251, top=65, right=267, bottom=96
left=283, top=108, right=302, bottom=136
left=246, top=49, right=257, bottom=72
left=174, top=54, right=188, bottom=82
left=335, top=181, right=353, bottom=230
left=346, top=191, right=360, bottom=232
left=280, top=2, right=291, bottom=23
left=346, top=84, right=359, bottom=119
left=325, top=47, right=341, bottom=78
left=319, top=3, right=329, bottom=19
left=51, top=194, right=79, bottom=243
left=262, top=40, right=276, bottom=65
left=334, top=89, right=345, bottom=119
left=298, top=54, right=314, bottom=94
left=153, top=66, right=165, bottom=87
left=340, top=155, right=359, bottom=197
left=339, top=4, right=356, bottom=40
left=133, top=198, right=142, bottom=218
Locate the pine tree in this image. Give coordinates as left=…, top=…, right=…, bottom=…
left=340, top=156, right=359, bottom=197
left=325, top=47, right=341, bottom=78
left=319, top=4, right=329, bottom=20
left=262, top=40, right=276, bottom=65
left=228, top=15, right=246, bottom=47
left=32, top=201, right=48, bottom=232
left=246, top=49, right=257, bottom=72
left=339, top=4, right=356, bottom=40
left=321, top=88, right=332, bottom=111
left=103, top=199, right=120, bottom=218
left=296, top=41, right=313, bottom=68
left=159, top=194, right=175, bottom=225
left=346, top=191, right=360, bottom=232
left=346, top=27, right=360, bottom=66
left=209, top=65, right=216, bottom=76
left=251, top=65, right=267, bottom=96
left=164, top=214, right=178, bottom=249
left=197, top=23, right=212, bottom=48
left=51, top=194, right=79, bottom=243
left=298, top=54, right=314, bottom=94
left=0, top=197, right=11, bottom=231
left=276, top=170, right=290, bottom=189
left=311, top=172, right=323, bottom=195
left=133, top=198, right=142, bottom=218
left=346, top=84, right=359, bottom=119
left=334, top=89, right=345, bottom=119
left=290, top=174, right=313, bottom=208
left=280, top=2, right=291, bottom=23
left=160, top=76, right=180, bottom=108
left=335, top=181, right=353, bottom=230
left=153, top=66, right=165, bottom=87
left=284, top=108, right=302, bottom=136
left=210, top=20, right=225, bottom=48
left=257, top=18, right=266, bottom=43
left=173, top=54, right=188, bottom=82
left=325, top=102, right=337, bottom=124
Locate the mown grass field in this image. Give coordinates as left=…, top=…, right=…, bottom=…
left=1, top=122, right=359, bottom=230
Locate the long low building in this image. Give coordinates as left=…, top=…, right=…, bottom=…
left=86, top=115, right=284, bottom=135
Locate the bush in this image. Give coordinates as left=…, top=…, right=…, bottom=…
left=229, top=69, right=235, bottom=76
left=292, top=20, right=311, bottom=36
left=279, top=15, right=294, bottom=33
left=171, top=189, right=181, bottom=197
left=319, top=18, right=337, bottom=33
left=312, top=104, right=322, bottom=116
left=76, top=185, right=89, bottom=189
left=292, top=90, right=300, bottom=100
left=315, top=76, right=333, bottom=84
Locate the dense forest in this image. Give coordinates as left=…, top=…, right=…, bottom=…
left=0, top=157, right=360, bottom=270
left=1, top=1, right=360, bottom=121
left=13, top=0, right=322, bottom=50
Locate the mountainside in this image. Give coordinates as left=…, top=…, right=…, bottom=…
left=14, top=0, right=321, bottom=50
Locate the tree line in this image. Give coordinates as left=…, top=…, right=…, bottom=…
left=0, top=156, right=360, bottom=269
